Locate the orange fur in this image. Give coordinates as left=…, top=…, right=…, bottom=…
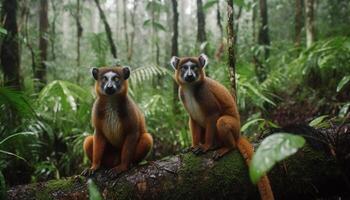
left=172, top=55, right=274, bottom=200
left=83, top=66, right=153, bottom=174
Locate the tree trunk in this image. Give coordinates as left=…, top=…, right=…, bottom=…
left=6, top=144, right=349, bottom=200
left=76, top=0, right=83, bottom=83
left=94, top=0, right=117, bottom=59
left=36, top=0, right=49, bottom=91
left=258, top=0, right=270, bottom=60
left=305, top=0, right=316, bottom=48
left=196, top=0, right=207, bottom=55
left=216, top=2, right=223, bottom=39
left=0, top=0, right=21, bottom=90
left=24, top=5, right=36, bottom=76
left=171, top=0, right=179, bottom=114
left=122, top=0, right=129, bottom=62
left=128, top=0, right=138, bottom=62
left=227, top=0, right=236, bottom=98
left=50, top=0, right=59, bottom=61
left=295, top=0, right=303, bottom=48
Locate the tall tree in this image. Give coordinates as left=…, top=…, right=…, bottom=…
left=197, top=0, right=207, bottom=54
left=76, top=0, right=83, bottom=82
left=35, top=0, right=49, bottom=90
left=0, top=0, right=21, bottom=89
left=305, top=0, right=316, bottom=48
left=123, top=0, right=138, bottom=62
left=129, top=0, right=138, bottom=62
left=227, top=0, right=236, bottom=97
left=94, top=0, right=117, bottom=59
left=295, top=0, right=303, bottom=48
left=50, top=0, right=60, bottom=61
left=258, top=0, right=270, bottom=60
left=171, top=0, right=179, bottom=114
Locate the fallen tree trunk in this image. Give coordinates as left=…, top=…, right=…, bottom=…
left=7, top=144, right=349, bottom=200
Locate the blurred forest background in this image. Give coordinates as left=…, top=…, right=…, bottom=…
left=0, top=0, right=349, bottom=187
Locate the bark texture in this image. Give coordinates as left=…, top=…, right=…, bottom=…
left=196, top=0, right=207, bottom=54
left=0, top=0, right=21, bottom=89
left=227, top=0, right=236, bottom=97
left=94, top=0, right=117, bottom=58
left=7, top=144, right=349, bottom=200
left=295, top=0, right=303, bottom=48
left=171, top=0, right=179, bottom=114
left=36, top=0, right=49, bottom=91
left=258, top=0, right=270, bottom=60
left=305, top=0, right=316, bottom=48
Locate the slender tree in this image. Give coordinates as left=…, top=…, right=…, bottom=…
left=305, top=0, right=316, bottom=48
left=94, top=0, right=117, bottom=58
left=171, top=0, right=179, bottom=114
left=122, top=0, right=130, bottom=62
left=128, top=0, right=138, bottom=62
left=36, top=0, right=49, bottom=90
left=197, top=0, right=207, bottom=54
left=216, top=2, right=223, bottom=38
left=0, top=0, right=21, bottom=89
left=295, top=0, right=303, bottom=48
left=50, top=0, right=59, bottom=61
left=76, top=0, right=83, bottom=82
left=227, top=0, right=236, bottom=97
left=258, top=0, right=270, bottom=60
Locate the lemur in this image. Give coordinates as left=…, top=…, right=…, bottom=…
left=170, top=54, right=274, bottom=200
left=82, top=66, right=153, bottom=176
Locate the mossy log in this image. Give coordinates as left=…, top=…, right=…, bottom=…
left=6, top=144, right=349, bottom=200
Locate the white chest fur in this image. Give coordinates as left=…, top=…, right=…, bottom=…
left=102, top=104, right=123, bottom=147
left=181, top=88, right=206, bottom=127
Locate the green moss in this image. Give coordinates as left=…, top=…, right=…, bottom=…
left=108, top=179, right=136, bottom=200
left=35, top=178, right=74, bottom=200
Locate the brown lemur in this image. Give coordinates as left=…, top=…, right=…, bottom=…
left=170, top=54, right=274, bottom=200
left=82, top=66, right=153, bottom=176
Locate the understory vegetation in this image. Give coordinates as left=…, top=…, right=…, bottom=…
left=0, top=0, right=349, bottom=188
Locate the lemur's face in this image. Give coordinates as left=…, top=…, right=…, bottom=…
left=92, top=66, right=130, bottom=96
left=170, top=54, right=208, bottom=85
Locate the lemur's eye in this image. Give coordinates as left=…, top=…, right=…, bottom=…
left=102, top=76, right=108, bottom=81
left=113, top=76, right=119, bottom=81
left=183, top=66, right=188, bottom=70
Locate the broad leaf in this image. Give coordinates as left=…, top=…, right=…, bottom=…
left=203, top=0, right=218, bottom=11
left=249, top=133, right=305, bottom=184
left=241, top=118, right=265, bottom=132
left=88, top=179, right=102, bottom=200
left=0, top=27, right=7, bottom=35
left=309, top=115, right=329, bottom=128
left=336, top=76, right=350, bottom=92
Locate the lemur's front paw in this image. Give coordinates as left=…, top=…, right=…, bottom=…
left=191, top=145, right=206, bottom=155
left=107, top=165, right=128, bottom=178
left=81, top=168, right=97, bottom=177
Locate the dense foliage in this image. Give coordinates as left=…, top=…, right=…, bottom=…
left=0, top=0, right=349, bottom=187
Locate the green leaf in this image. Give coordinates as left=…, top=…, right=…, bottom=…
left=244, top=82, right=276, bottom=106
left=0, top=132, right=35, bottom=146
left=234, top=0, right=246, bottom=7
left=153, top=21, right=166, bottom=32
left=249, top=133, right=305, bottom=184
left=143, top=19, right=152, bottom=27
left=241, top=118, right=265, bottom=132
left=336, top=76, right=350, bottom=92
left=88, top=179, right=102, bottom=200
left=309, top=115, right=329, bottom=128
left=0, top=27, right=7, bottom=35
left=0, top=150, right=27, bottom=162
left=203, top=0, right=218, bottom=10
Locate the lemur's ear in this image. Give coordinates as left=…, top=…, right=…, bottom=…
left=198, top=54, right=208, bottom=68
left=91, top=67, right=99, bottom=80
left=123, top=66, right=131, bottom=80
left=170, top=56, right=180, bottom=70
